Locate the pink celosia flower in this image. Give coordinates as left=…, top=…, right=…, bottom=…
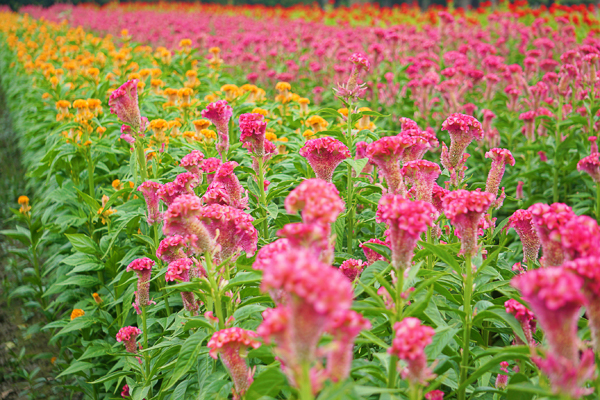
left=158, top=173, right=200, bottom=206
left=442, top=190, right=495, bottom=256
left=116, top=326, right=142, bottom=353
left=399, top=117, right=419, bottom=131
left=376, top=195, right=436, bottom=269
left=126, top=258, right=154, bottom=315
left=156, top=234, right=197, bottom=263
left=252, top=238, right=289, bottom=271
left=121, top=384, right=130, bottom=398
left=388, top=317, right=436, bottom=384
left=401, top=160, right=441, bottom=203
left=425, top=390, right=444, bottom=400
left=485, top=148, right=515, bottom=205
left=350, top=52, right=370, bottom=72
left=512, top=268, right=586, bottom=363
left=535, top=350, right=596, bottom=399
left=558, top=215, right=600, bottom=261
left=203, top=161, right=248, bottom=209
left=277, top=223, right=331, bottom=262
left=239, top=113, right=268, bottom=157
left=355, top=141, right=374, bottom=176
left=339, top=259, right=366, bottom=282
left=440, top=113, right=484, bottom=170
left=284, top=179, right=344, bottom=224
left=180, top=150, right=205, bottom=179
left=504, top=299, right=536, bottom=345
left=367, top=136, right=414, bottom=194
left=431, top=184, right=449, bottom=214
left=201, top=100, right=233, bottom=158
left=335, top=53, right=370, bottom=100
left=201, top=157, right=222, bottom=184
left=120, top=133, right=136, bottom=144
left=360, top=238, right=390, bottom=265
left=299, top=137, right=351, bottom=182
left=163, top=194, right=212, bottom=253
left=138, top=181, right=163, bottom=225
left=577, top=153, right=600, bottom=183
left=589, top=137, right=598, bottom=154
left=326, top=310, right=371, bottom=382
left=400, top=128, right=439, bottom=162
left=495, top=362, right=509, bottom=390
left=516, top=181, right=524, bottom=200
left=207, top=328, right=261, bottom=399
left=509, top=209, right=541, bottom=264
left=165, top=258, right=203, bottom=314
left=197, top=204, right=258, bottom=264
left=528, top=203, right=575, bottom=267
left=109, top=79, right=142, bottom=131
left=519, top=111, right=536, bottom=142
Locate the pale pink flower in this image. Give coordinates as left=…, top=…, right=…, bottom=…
left=201, top=100, right=233, bottom=158
left=535, top=350, right=596, bottom=399
left=528, top=203, right=575, bottom=266
left=401, top=160, right=441, bottom=203
left=162, top=194, right=212, bottom=252
left=577, top=153, right=600, bottom=183
left=116, top=326, right=142, bottom=353
left=203, top=161, right=248, bottom=209
left=109, top=79, right=142, bottom=131
left=339, top=259, right=366, bottom=282
left=126, top=257, right=154, bottom=315
left=326, top=310, right=371, bottom=382
left=299, top=137, right=351, bottom=182
left=440, top=113, right=484, bottom=170
left=284, top=179, right=344, bottom=224
left=516, top=181, right=524, bottom=199
left=495, top=362, right=509, bottom=390
left=376, top=195, right=436, bottom=269
left=157, top=173, right=200, bottom=206
left=239, top=113, right=268, bottom=157
left=165, top=258, right=203, bottom=314
left=367, top=136, right=414, bottom=194
left=504, top=299, right=536, bottom=345
left=509, top=209, right=541, bottom=264
left=180, top=150, right=205, bottom=179
left=389, top=317, right=436, bottom=384
left=138, top=181, right=163, bottom=225
left=485, top=148, right=515, bottom=205
left=360, top=238, right=390, bottom=265
left=442, top=190, right=495, bottom=256
left=207, top=328, right=261, bottom=399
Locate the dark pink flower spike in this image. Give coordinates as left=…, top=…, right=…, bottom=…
left=440, top=113, right=484, bottom=170
left=559, top=215, right=600, bottom=261
left=401, top=160, right=441, bottom=203
left=509, top=210, right=541, bottom=265
left=504, top=299, right=536, bottom=345
left=116, top=326, right=142, bottom=353
left=485, top=148, right=515, bottom=204
left=389, top=317, right=436, bottom=385
left=239, top=113, right=268, bottom=157
left=326, top=310, right=371, bottom=382
left=535, top=350, right=596, bottom=400
left=162, top=194, right=212, bottom=253
left=203, top=161, right=248, bottom=210
left=252, top=238, right=289, bottom=271
left=109, top=79, right=142, bottom=132
left=138, top=181, right=163, bottom=225
left=577, top=153, right=600, bottom=183
left=299, top=137, right=351, bottom=182
left=400, top=128, right=439, bottom=162
left=360, top=238, right=390, bottom=265
left=277, top=222, right=331, bottom=263
left=201, top=100, right=233, bottom=158
left=180, top=150, right=205, bottom=179
left=528, top=203, right=575, bottom=267
left=285, top=179, right=344, bottom=225
left=338, top=259, right=366, bottom=282
left=367, top=135, right=414, bottom=194
left=126, top=257, right=154, bottom=315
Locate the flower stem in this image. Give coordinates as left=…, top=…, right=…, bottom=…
left=345, top=102, right=355, bottom=253
left=458, top=255, right=473, bottom=400
left=553, top=98, right=562, bottom=203
left=596, top=182, right=600, bottom=224
left=205, top=253, right=225, bottom=330
left=87, top=149, right=95, bottom=198
left=298, top=362, right=314, bottom=400
left=135, top=140, right=148, bottom=183
left=388, top=265, right=405, bottom=389
left=257, top=157, right=269, bottom=239
left=142, top=305, right=148, bottom=349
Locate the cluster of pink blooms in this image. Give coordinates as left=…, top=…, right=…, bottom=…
left=299, top=137, right=350, bottom=182
left=126, top=257, right=155, bottom=315
left=116, top=326, right=142, bottom=354
left=201, top=100, right=233, bottom=158
left=389, top=318, right=436, bottom=385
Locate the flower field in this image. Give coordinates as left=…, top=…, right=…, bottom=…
left=1, top=2, right=600, bottom=399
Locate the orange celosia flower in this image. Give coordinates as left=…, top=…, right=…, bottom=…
left=92, top=293, right=103, bottom=304
left=252, top=108, right=268, bottom=117
left=306, top=115, right=329, bottom=133
left=112, top=179, right=122, bottom=190
left=303, top=129, right=315, bottom=138
left=192, top=119, right=211, bottom=133
left=97, top=195, right=116, bottom=224
left=221, top=84, right=239, bottom=101
left=70, top=309, right=85, bottom=320
left=265, top=131, right=277, bottom=141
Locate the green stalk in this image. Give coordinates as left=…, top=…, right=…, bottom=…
left=135, top=140, right=148, bottom=183
left=142, top=305, right=149, bottom=349
left=257, top=157, right=269, bottom=239
left=388, top=265, right=405, bottom=389
left=553, top=98, right=563, bottom=203
left=345, top=102, right=355, bottom=253
left=596, top=183, right=600, bottom=224
left=205, top=254, right=225, bottom=330
left=298, top=362, right=314, bottom=400
left=152, top=224, right=171, bottom=316
left=458, top=255, right=473, bottom=400
left=87, top=149, right=95, bottom=198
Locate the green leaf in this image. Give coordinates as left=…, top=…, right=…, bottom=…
left=343, top=158, right=369, bottom=176
left=246, top=365, right=287, bottom=400
left=56, top=275, right=101, bottom=288
left=425, top=324, right=460, bottom=359
left=65, top=234, right=100, bottom=255
left=224, top=271, right=262, bottom=291
left=89, top=370, right=131, bottom=384
left=473, top=307, right=527, bottom=344
left=56, top=361, right=94, bottom=378
left=420, top=242, right=461, bottom=275
left=165, top=330, right=208, bottom=390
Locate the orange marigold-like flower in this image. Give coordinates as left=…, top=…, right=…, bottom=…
left=70, top=309, right=85, bottom=320
left=306, top=115, right=329, bottom=132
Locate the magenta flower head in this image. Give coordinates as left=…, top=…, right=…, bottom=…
left=512, top=267, right=586, bottom=363
left=367, top=135, right=415, bottom=194
left=563, top=256, right=600, bottom=351
left=121, top=385, right=130, bottom=398
left=165, top=258, right=203, bottom=314
left=401, top=160, right=441, bottom=203
left=299, top=137, right=351, bottom=182
left=156, top=234, right=197, bottom=263
left=285, top=179, right=345, bottom=224
left=504, top=299, right=536, bottom=345
left=180, top=150, right=205, bottom=180
left=201, top=100, right=233, bottom=158
left=350, top=52, right=371, bottom=72
left=252, top=238, right=289, bottom=271
left=116, top=326, right=142, bottom=353
left=389, top=317, right=436, bottom=385
left=203, top=161, right=248, bottom=210
left=440, top=113, right=484, bottom=170
left=277, top=222, right=331, bottom=263
left=431, top=184, right=449, bottom=214
left=360, top=238, right=390, bottom=265
left=197, top=204, right=258, bottom=264
left=559, top=215, right=600, bottom=261
left=158, top=173, right=200, bottom=206
left=528, top=203, right=575, bottom=267
left=425, top=390, right=445, bottom=400
left=509, top=209, right=541, bottom=265
left=495, top=362, right=510, bottom=390
left=442, top=190, right=495, bottom=256
left=485, top=148, right=515, bottom=201
left=126, top=257, right=154, bottom=315
left=376, top=195, right=436, bottom=269
left=208, top=328, right=261, bottom=399
left=535, top=349, right=596, bottom=400
left=339, top=259, right=366, bottom=282
left=326, top=309, right=371, bottom=382
left=109, top=79, right=142, bottom=131
left=577, top=153, right=600, bottom=183
left=239, top=113, right=268, bottom=157
left=400, top=129, right=439, bottom=162
left=163, top=194, right=212, bottom=253
left=138, top=181, right=163, bottom=225
left=201, top=157, right=222, bottom=185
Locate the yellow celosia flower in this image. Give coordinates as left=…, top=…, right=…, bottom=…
left=306, top=116, right=329, bottom=133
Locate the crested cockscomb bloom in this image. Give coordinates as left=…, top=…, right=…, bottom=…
left=504, top=299, right=536, bottom=345
left=180, top=150, right=205, bottom=179
left=485, top=149, right=515, bottom=205
left=157, top=173, right=200, bottom=206
left=201, top=100, right=233, bottom=158
left=285, top=179, right=344, bottom=224
left=207, top=328, right=261, bottom=399
left=425, top=390, right=444, bottom=400
left=138, top=181, right=163, bottom=225
left=197, top=204, right=258, bottom=264
left=350, top=52, right=371, bottom=72
left=563, top=256, right=600, bottom=351
left=109, top=79, right=142, bottom=132
left=400, top=128, right=439, bottom=162
left=156, top=234, right=197, bottom=263
left=559, top=215, right=600, bottom=261
left=339, top=259, right=366, bottom=282
left=509, top=210, right=541, bottom=264
left=577, top=153, right=600, bottom=183
left=121, top=384, right=130, bottom=398
left=495, top=362, right=510, bottom=390
left=376, top=195, right=436, bottom=269
left=201, top=157, right=222, bottom=184
left=512, top=268, right=586, bottom=363
left=401, top=160, right=441, bottom=203
left=203, top=161, right=248, bottom=209
left=163, top=194, right=212, bottom=253
left=299, top=137, right=351, bottom=182
left=360, top=238, right=390, bottom=265
left=252, top=238, right=289, bottom=271
left=277, top=223, right=331, bottom=262
left=528, top=203, right=575, bottom=267
left=165, top=258, right=203, bottom=314
left=535, top=350, right=596, bottom=399
left=388, top=317, right=436, bottom=384
left=335, top=53, right=370, bottom=100
left=126, top=257, right=154, bottom=315
left=326, top=309, right=371, bottom=382
left=116, top=326, right=142, bottom=353
left=442, top=190, right=495, bottom=256
left=440, top=113, right=484, bottom=170
left=239, top=113, right=268, bottom=157
left=367, top=136, right=415, bottom=194
left=431, top=184, right=449, bottom=214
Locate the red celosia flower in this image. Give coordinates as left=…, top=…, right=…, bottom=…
left=109, top=79, right=142, bottom=132
left=180, top=150, right=205, bottom=179
left=116, top=326, right=142, bottom=353
left=339, top=259, right=366, bottom=282
left=401, top=160, right=441, bottom=203
left=299, top=137, right=351, bottom=182
left=121, top=385, right=130, bottom=398
left=126, top=257, right=154, bottom=315
left=577, top=153, right=600, bottom=183
left=138, top=181, right=163, bottom=225
left=442, top=190, right=495, bottom=256
left=440, top=113, right=484, bottom=170
left=163, top=194, right=212, bottom=252
left=367, top=136, right=414, bottom=194
left=528, top=203, right=575, bottom=267
left=201, top=100, right=233, bottom=158
left=485, top=148, right=515, bottom=204
left=376, top=194, right=436, bottom=269
left=504, top=299, right=536, bottom=345
left=284, top=179, right=344, bottom=224
left=388, top=317, right=436, bottom=384
left=326, top=309, right=371, bottom=382
left=425, top=390, right=444, bottom=400
left=239, top=113, right=268, bottom=157
left=509, top=210, right=541, bottom=265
